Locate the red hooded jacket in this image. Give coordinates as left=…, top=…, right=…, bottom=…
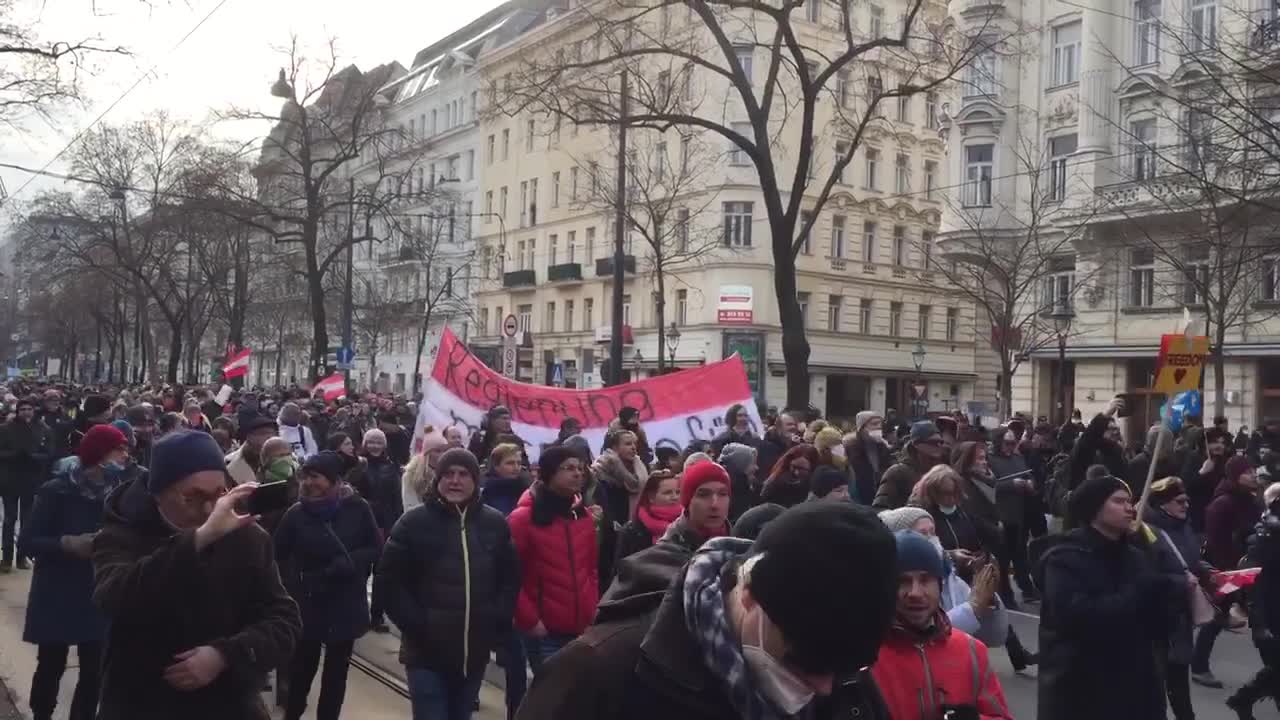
left=871, top=613, right=1012, bottom=720
left=507, top=487, right=599, bottom=635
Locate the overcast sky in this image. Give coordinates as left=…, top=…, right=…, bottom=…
left=0, top=0, right=505, bottom=216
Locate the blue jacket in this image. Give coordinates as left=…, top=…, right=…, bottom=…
left=273, top=493, right=381, bottom=642
left=480, top=468, right=529, bottom=517
left=19, top=459, right=113, bottom=644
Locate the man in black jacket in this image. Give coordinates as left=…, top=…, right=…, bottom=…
left=0, top=397, right=50, bottom=571
left=374, top=448, right=519, bottom=720
left=1230, top=487, right=1280, bottom=719
left=516, top=503, right=898, bottom=720
left=756, top=412, right=799, bottom=481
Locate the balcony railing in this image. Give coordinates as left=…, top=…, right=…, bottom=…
left=1256, top=18, right=1280, bottom=49
left=547, top=262, right=583, bottom=282
left=377, top=247, right=421, bottom=264
left=595, top=255, right=636, bottom=277
left=503, top=269, right=537, bottom=288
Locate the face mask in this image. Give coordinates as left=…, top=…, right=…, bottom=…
left=742, top=608, right=816, bottom=715
left=266, top=457, right=297, bottom=483
left=939, top=504, right=958, bottom=515
left=867, top=429, right=884, bottom=442
left=102, top=460, right=126, bottom=474
left=830, top=445, right=846, bottom=459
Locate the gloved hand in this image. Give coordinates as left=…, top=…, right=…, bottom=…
left=940, top=705, right=980, bottom=720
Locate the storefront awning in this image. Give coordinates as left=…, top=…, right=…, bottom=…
left=766, top=362, right=977, bottom=382
left=1029, top=342, right=1280, bottom=360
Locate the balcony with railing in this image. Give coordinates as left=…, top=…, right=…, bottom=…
left=377, top=247, right=422, bottom=265
left=595, top=255, right=636, bottom=277
left=547, top=262, right=583, bottom=283
left=503, top=269, right=537, bottom=288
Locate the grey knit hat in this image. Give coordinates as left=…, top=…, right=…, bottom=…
left=878, top=506, right=934, bottom=533
left=718, top=442, right=757, bottom=475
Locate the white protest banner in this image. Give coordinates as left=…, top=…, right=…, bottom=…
left=412, top=328, right=762, bottom=463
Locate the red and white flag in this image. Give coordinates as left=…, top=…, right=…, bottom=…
left=222, top=348, right=251, bottom=379
left=411, top=328, right=762, bottom=461
left=315, top=372, right=347, bottom=401
left=1211, top=567, right=1260, bottom=598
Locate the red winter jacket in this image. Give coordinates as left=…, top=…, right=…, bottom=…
left=870, top=613, right=1011, bottom=720
left=507, top=487, right=599, bottom=636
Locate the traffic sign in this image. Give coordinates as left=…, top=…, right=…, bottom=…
left=1153, top=334, right=1209, bottom=394
left=336, top=346, right=355, bottom=370
left=501, top=336, right=518, bottom=377
left=503, top=314, right=519, bottom=338
left=551, top=363, right=564, bottom=387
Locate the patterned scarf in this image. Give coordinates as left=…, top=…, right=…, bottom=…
left=681, top=537, right=785, bottom=720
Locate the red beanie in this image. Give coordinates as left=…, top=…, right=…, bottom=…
left=681, top=460, right=731, bottom=509
left=78, top=424, right=128, bottom=467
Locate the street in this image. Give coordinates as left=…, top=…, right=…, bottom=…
left=0, top=565, right=1276, bottom=719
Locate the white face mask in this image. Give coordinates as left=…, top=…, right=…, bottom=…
left=830, top=445, right=846, bottom=459
left=867, top=429, right=884, bottom=442
left=742, top=609, right=816, bottom=715
left=939, top=504, right=958, bottom=515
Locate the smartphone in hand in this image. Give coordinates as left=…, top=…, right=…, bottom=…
left=246, top=480, right=292, bottom=516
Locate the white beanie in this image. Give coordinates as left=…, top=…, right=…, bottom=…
left=363, top=428, right=387, bottom=446
left=855, top=410, right=883, bottom=432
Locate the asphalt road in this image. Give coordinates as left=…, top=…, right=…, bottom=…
left=995, top=605, right=1279, bottom=720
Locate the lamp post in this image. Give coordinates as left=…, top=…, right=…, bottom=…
left=665, top=322, right=680, bottom=372
left=1051, top=303, right=1076, bottom=426
left=632, top=347, right=643, bottom=381
left=911, top=341, right=927, bottom=418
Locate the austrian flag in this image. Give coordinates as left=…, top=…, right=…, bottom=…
left=222, top=348, right=251, bottom=379
left=315, top=372, right=347, bottom=401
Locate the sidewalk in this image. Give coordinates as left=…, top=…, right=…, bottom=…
left=0, top=568, right=45, bottom=720
left=0, top=678, right=22, bottom=720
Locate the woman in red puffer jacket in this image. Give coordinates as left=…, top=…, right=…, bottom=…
left=507, top=445, right=599, bottom=676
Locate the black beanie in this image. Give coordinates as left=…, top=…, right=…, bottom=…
left=732, top=502, right=786, bottom=540
left=148, top=430, right=228, bottom=495
left=1069, top=473, right=1131, bottom=525
left=538, top=445, right=578, bottom=485
left=435, top=448, right=481, bottom=487
left=301, top=451, right=345, bottom=484
left=745, top=502, right=897, bottom=674
left=810, top=466, right=848, bottom=498
left=82, top=394, right=112, bottom=419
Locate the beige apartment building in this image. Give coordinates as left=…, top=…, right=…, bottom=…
left=466, top=0, right=994, bottom=421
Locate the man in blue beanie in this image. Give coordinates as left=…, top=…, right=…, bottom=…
left=91, top=430, right=301, bottom=720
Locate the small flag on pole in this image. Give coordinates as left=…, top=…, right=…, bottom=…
left=222, top=348, right=251, bottom=379
left=315, top=372, right=347, bottom=401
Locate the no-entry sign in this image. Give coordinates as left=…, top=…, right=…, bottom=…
left=1153, top=334, right=1209, bottom=394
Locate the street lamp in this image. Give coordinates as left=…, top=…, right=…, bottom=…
left=632, top=348, right=643, bottom=380
left=270, top=69, right=293, bottom=99
left=666, top=322, right=681, bottom=372
left=1050, top=303, right=1076, bottom=425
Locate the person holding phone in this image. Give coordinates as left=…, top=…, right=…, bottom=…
left=273, top=451, right=380, bottom=720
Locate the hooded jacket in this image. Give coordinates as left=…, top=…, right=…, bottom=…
left=718, top=442, right=759, bottom=520
left=374, top=478, right=519, bottom=675
left=0, top=415, right=51, bottom=496
left=91, top=478, right=301, bottom=720
left=870, top=612, right=1012, bottom=720
left=507, top=484, right=599, bottom=635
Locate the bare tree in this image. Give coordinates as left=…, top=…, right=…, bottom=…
left=491, top=0, right=1001, bottom=407
left=576, top=130, right=728, bottom=371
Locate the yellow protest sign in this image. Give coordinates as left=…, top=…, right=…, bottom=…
left=1153, top=334, right=1209, bottom=394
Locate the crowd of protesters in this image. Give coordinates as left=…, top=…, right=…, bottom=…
left=5, top=376, right=1280, bottom=720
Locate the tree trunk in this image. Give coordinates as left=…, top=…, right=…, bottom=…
left=93, top=321, right=102, bottom=381
left=412, top=307, right=435, bottom=395
left=656, top=265, right=666, bottom=374
left=773, top=236, right=809, bottom=411
left=166, top=322, right=183, bottom=383
left=304, top=242, right=329, bottom=383
left=1213, top=323, right=1227, bottom=417
left=1000, top=354, right=1014, bottom=420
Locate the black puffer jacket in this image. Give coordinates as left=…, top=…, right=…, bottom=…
left=363, top=454, right=405, bottom=533
left=374, top=491, right=519, bottom=676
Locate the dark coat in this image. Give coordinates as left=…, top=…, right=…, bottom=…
left=1142, top=505, right=1211, bottom=665
left=847, top=435, right=892, bottom=506
left=1035, top=527, right=1175, bottom=720
left=516, top=543, right=891, bottom=720
left=1126, top=452, right=1180, bottom=505
left=754, top=430, right=791, bottom=480
left=873, top=454, right=930, bottom=510
left=273, top=494, right=381, bottom=642
left=726, top=464, right=757, bottom=522
left=382, top=424, right=412, bottom=467
left=19, top=462, right=111, bottom=644
left=363, top=454, right=405, bottom=532
left=91, top=478, right=301, bottom=720
left=480, top=468, right=529, bottom=517
left=614, top=519, right=655, bottom=564
left=374, top=493, right=519, bottom=676
left=1245, top=508, right=1280, bottom=645
left=1180, top=450, right=1226, bottom=534
left=708, top=428, right=759, bottom=458
left=1203, top=479, right=1260, bottom=571
left=986, top=449, right=1032, bottom=526
left=0, top=417, right=51, bottom=496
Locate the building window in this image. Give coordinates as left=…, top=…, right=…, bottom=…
left=1265, top=257, right=1280, bottom=301
left=622, top=294, right=632, bottom=326
left=925, top=92, right=939, bottom=129
left=793, top=292, right=809, bottom=327
left=1130, top=247, right=1155, bottom=307
left=889, top=301, right=903, bottom=336
left=924, top=160, right=938, bottom=200
left=518, top=304, right=532, bottom=332
left=565, top=300, right=574, bottom=331
left=1134, top=0, right=1161, bottom=65
left=918, top=305, right=931, bottom=339
left=516, top=240, right=526, bottom=270
left=525, top=119, right=536, bottom=152
left=806, top=0, right=820, bottom=22
left=485, top=190, right=493, bottom=216
left=895, top=153, right=910, bottom=193
left=1186, top=110, right=1213, bottom=164
left=734, top=45, right=754, bottom=84
left=676, top=208, right=690, bottom=252
left=570, top=166, right=579, bottom=202
left=723, top=202, right=753, bottom=247
left=946, top=308, right=958, bottom=341
left=1051, top=22, right=1081, bottom=86
left=869, top=4, right=883, bottom=36
left=838, top=71, right=850, bottom=107
left=828, top=295, right=842, bottom=331
left=860, top=299, right=873, bottom=333
left=1043, top=257, right=1075, bottom=312
left=519, top=181, right=528, bottom=227
left=965, top=45, right=998, bottom=97
left=585, top=227, right=595, bottom=262
left=922, top=230, right=935, bottom=269
left=549, top=234, right=558, bottom=265
left=866, top=75, right=883, bottom=116
left=799, top=210, right=814, bottom=255
left=1183, top=245, right=1210, bottom=305
left=1048, top=134, right=1077, bottom=202
left=552, top=171, right=561, bottom=207
left=963, top=144, right=993, bottom=207
left=527, top=238, right=536, bottom=270
left=835, top=141, right=851, bottom=184
left=676, top=289, right=688, bottom=325
left=1189, top=0, right=1217, bottom=52
left=1131, top=119, right=1158, bottom=180
left=862, top=220, right=877, bottom=263
left=546, top=302, right=556, bottom=332
left=729, top=121, right=752, bottom=165
left=529, top=178, right=538, bottom=225
left=502, top=129, right=510, bottom=160
left=865, top=148, right=880, bottom=190
left=500, top=186, right=508, bottom=220
left=584, top=297, right=594, bottom=330
left=831, top=215, right=846, bottom=258
left=892, top=225, right=907, bottom=266
left=487, top=134, right=495, bottom=164
left=897, top=94, right=911, bottom=123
